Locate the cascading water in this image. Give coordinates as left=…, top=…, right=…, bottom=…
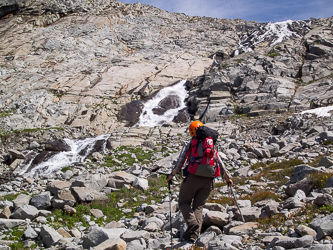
left=135, top=79, right=189, bottom=127
left=237, top=20, right=310, bottom=53
left=14, top=133, right=110, bottom=177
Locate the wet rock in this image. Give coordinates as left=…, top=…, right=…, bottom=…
left=45, top=139, right=71, bottom=152
left=118, top=101, right=144, bottom=126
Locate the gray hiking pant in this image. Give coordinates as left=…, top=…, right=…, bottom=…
left=178, top=173, right=214, bottom=234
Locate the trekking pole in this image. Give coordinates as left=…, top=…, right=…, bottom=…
left=217, top=153, right=245, bottom=222
left=168, top=181, right=173, bottom=245
left=228, top=183, right=245, bottom=222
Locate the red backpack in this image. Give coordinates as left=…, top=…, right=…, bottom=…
left=187, top=136, right=220, bottom=178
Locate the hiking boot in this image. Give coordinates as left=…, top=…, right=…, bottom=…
left=182, top=224, right=199, bottom=240
left=188, top=232, right=199, bottom=243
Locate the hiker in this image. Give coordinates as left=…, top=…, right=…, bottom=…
left=166, top=121, right=233, bottom=243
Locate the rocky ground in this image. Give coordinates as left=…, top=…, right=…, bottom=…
left=0, top=111, right=333, bottom=249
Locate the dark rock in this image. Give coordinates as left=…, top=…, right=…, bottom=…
left=117, top=100, right=144, bottom=126
left=45, top=139, right=71, bottom=152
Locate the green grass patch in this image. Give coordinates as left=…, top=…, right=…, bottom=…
left=103, top=146, right=156, bottom=168
left=61, top=166, right=72, bottom=173
left=0, top=193, right=20, bottom=201
left=50, top=175, right=168, bottom=229
left=267, top=52, right=280, bottom=58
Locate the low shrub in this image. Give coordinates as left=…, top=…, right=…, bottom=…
left=243, top=190, right=280, bottom=204
left=307, top=172, right=333, bottom=189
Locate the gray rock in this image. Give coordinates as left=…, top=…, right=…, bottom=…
left=0, top=218, right=27, bottom=229
left=285, top=178, right=314, bottom=196
left=319, top=131, right=333, bottom=141
left=12, top=194, right=31, bottom=208
left=72, top=173, right=108, bottom=191
left=295, top=224, right=317, bottom=237
left=120, top=230, right=150, bottom=242
left=11, top=205, right=39, bottom=220
left=71, top=187, right=108, bottom=202
left=319, top=156, right=333, bottom=168
left=82, top=228, right=109, bottom=249
left=142, top=217, right=164, bottom=228
left=236, top=207, right=261, bottom=222
left=273, top=235, right=313, bottom=248
left=307, top=244, right=333, bottom=250
left=90, top=209, right=104, bottom=219
left=325, top=177, right=333, bottom=188
left=113, top=172, right=137, bottom=185
left=317, top=220, right=333, bottom=240
left=264, top=200, right=280, bottom=216
left=196, top=231, right=216, bottom=248
left=289, top=165, right=323, bottom=184
left=52, top=199, right=75, bottom=209
left=30, top=193, right=51, bottom=210
left=310, top=213, right=333, bottom=231
left=203, top=211, right=229, bottom=228
left=282, top=197, right=304, bottom=209
left=126, top=239, right=146, bottom=250
left=24, top=226, right=38, bottom=239
left=46, top=181, right=71, bottom=195
left=208, top=240, right=239, bottom=250
left=0, top=200, right=13, bottom=208
left=8, top=149, right=25, bottom=159
left=314, top=194, right=333, bottom=207
left=40, top=225, right=63, bottom=248
left=132, top=177, right=149, bottom=191
left=220, top=235, right=243, bottom=248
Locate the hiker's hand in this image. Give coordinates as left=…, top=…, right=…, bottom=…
left=227, top=179, right=233, bottom=186
left=166, top=174, right=173, bottom=184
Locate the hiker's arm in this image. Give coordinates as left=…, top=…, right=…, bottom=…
left=217, top=153, right=233, bottom=185
left=167, top=142, right=191, bottom=182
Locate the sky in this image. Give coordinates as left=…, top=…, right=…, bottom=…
left=118, top=0, right=333, bottom=23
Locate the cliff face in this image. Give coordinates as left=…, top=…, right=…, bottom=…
left=0, top=0, right=332, bottom=135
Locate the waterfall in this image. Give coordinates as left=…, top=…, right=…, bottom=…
left=14, top=134, right=110, bottom=177
left=135, top=79, right=189, bottom=127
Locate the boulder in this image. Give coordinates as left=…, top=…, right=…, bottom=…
left=30, top=193, right=51, bottom=210
left=314, top=194, right=333, bottom=207
left=45, top=139, right=71, bottom=151
left=82, top=228, right=109, bottom=249
left=120, top=230, right=150, bottom=242
left=132, top=177, right=149, bottom=191
left=72, top=173, right=108, bottom=191
left=40, top=225, right=63, bottom=248
left=0, top=218, right=27, bottom=229
left=13, top=194, right=31, bottom=208
left=46, top=181, right=71, bottom=195
left=229, top=222, right=258, bottom=236
left=11, top=205, right=39, bottom=220
left=203, top=211, right=229, bottom=228
left=71, top=187, right=108, bottom=202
